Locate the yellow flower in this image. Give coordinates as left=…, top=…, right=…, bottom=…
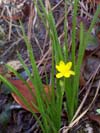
left=56, top=61, right=75, bottom=78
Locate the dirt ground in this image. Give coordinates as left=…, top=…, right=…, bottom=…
left=0, top=0, right=100, bottom=132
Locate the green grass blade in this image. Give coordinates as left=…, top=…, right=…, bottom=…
left=71, top=0, right=79, bottom=66
left=63, top=0, right=68, bottom=62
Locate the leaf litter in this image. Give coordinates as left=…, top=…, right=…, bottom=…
left=0, top=0, right=100, bottom=132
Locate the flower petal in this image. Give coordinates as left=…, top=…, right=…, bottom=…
left=56, top=65, right=61, bottom=72
left=64, top=71, right=75, bottom=78
left=65, top=62, right=72, bottom=70
left=59, top=61, right=65, bottom=66
left=56, top=61, right=75, bottom=79
left=56, top=73, right=63, bottom=78
left=56, top=61, right=65, bottom=72
left=69, top=71, right=75, bottom=75
left=64, top=73, right=70, bottom=78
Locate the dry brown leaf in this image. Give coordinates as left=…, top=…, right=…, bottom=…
left=87, top=0, right=100, bottom=4
left=7, top=60, right=22, bottom=71
left=8, top=79, right=51, bottom=113
left=88, top=114, right=100, bottom=125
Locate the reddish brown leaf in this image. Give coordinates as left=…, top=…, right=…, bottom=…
left=87, top=0, right=100, bottom=4
left=8, top=79, right=51, bottom=113
left=88, top=114, right=100, bottom=125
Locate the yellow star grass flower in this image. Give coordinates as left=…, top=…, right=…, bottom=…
left=56, top=61, right=75, bottom=78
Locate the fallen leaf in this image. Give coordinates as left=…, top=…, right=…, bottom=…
left=7, top=60, right=22, bottom=71
left=8, top=79, right=51, bottom=113
left=88, top=114, right=100, bottom=125
left=87, top=0, right=100, bottom=4
left=84, top=56, right=100, bottom=80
